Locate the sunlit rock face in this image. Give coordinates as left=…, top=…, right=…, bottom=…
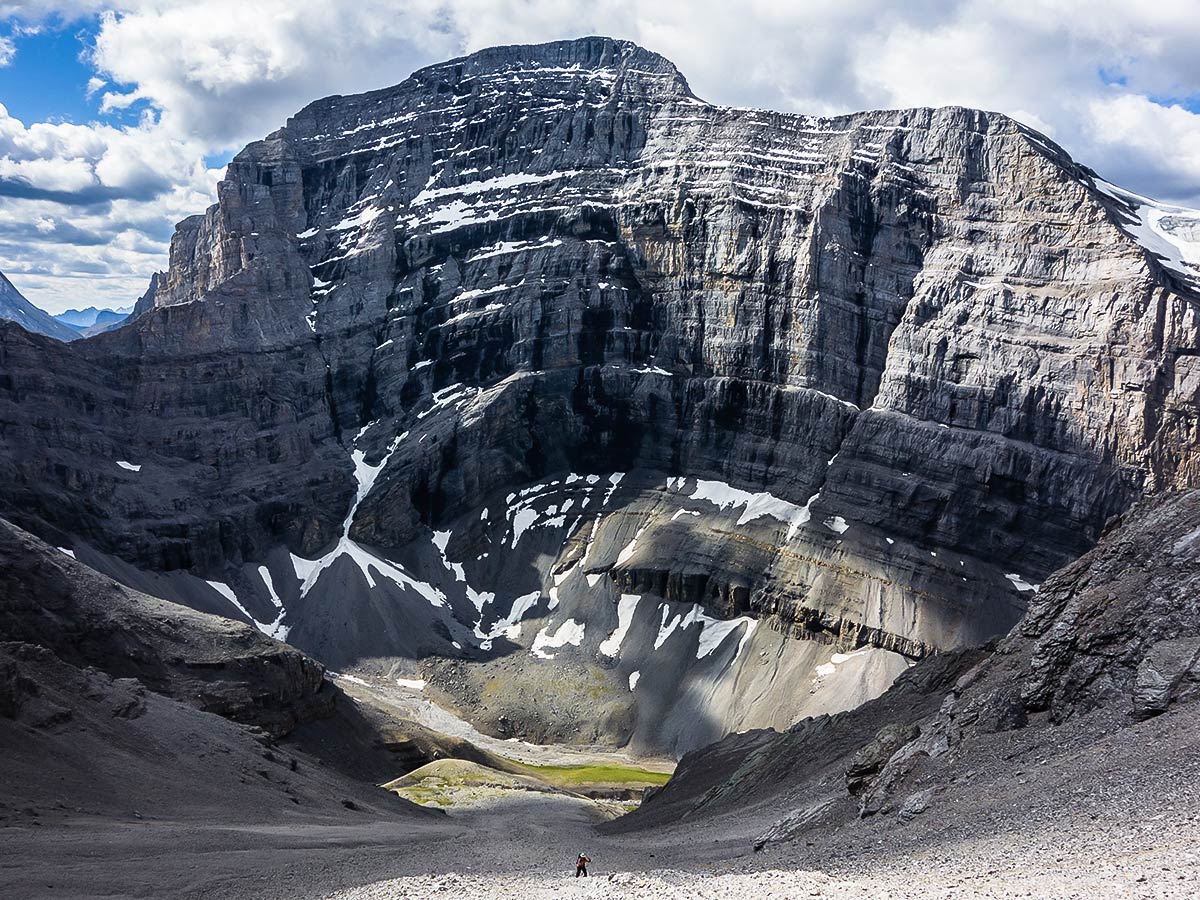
left=3, top=36, right=1200, bottom=753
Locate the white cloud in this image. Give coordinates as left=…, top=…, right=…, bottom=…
left=2, top=0, right=1200, bottom=313
left=0, top=102, right=220, bottom=313
left=89, top=1, right=459, bottom=145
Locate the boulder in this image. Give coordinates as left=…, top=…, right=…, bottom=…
left=846, top=722, right=921, bottom=796
left=1132, top=637, right=1200, bottom=719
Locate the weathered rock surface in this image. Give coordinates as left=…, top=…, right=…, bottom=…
left=1133, top=637, right=1200, bottom=719
left=613, top=487, right=1200, bottom=837
left=1, top=36, right=1200, bottom=751
left=1017, top=491, right=1200, bottom=719
left=845, top=722, right=919, bottom=796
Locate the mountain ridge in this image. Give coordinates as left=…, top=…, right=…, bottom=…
left=0, top=270, right=80, bottom=342
left=2, top=36, right=1199, bottom=753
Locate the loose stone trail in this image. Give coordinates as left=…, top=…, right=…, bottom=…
left=322, top=772, right=1200, bottom=900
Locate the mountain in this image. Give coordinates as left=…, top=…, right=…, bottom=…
left=52, top=307, right=96, bottom=327
left=1, top=37, right=1199, bottom=756
left=612, top=486, right=1200, bottom=876
left=54, top=305, right=133, bottom=328
left=0, top=270, right=79, bottom=342
left=53, top=305, right=133, bottom=336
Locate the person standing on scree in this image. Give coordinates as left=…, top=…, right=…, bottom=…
left=575, top=852, right=591, bottom=877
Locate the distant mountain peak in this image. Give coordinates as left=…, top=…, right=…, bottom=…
left=0, top=271, right=78, bottom=342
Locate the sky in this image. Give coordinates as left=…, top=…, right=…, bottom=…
left=1, top=2, right=1199, bottom=314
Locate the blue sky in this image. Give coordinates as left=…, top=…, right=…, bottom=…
left=2, top=1, right=1200, bottom=314
left=0, top=22, right=97, bottom=124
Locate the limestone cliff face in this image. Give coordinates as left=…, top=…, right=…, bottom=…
left=1, top=37, right=1198, bottom=752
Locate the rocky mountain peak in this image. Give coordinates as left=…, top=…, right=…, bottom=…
left=402, top=36, right=693, bottom=101
left=0, top=269, right=79, bottom=342
left=4, top=40, right=1200, bottom=754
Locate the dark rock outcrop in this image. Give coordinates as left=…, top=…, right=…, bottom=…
left=845, top=722, right=920, bottom=796
left=1132, top=638, right=1200, bottom=719
left=1018, top=490, right=1200, bottom=719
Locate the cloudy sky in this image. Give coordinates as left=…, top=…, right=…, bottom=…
left=1, top=1, right=1199, bottom=313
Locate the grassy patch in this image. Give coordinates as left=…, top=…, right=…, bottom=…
left=506, top=761, right=672, bottom=789
left=392, top=785, right=454, bottom=807
left=383, top=758, right=673, bottom=809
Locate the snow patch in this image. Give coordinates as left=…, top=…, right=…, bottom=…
left=598, top=595, right=641, bottom=658
left=1005, top=572, right=1040, bottom=593
left=690, top=479, right=816, bottom=539
left=654, top=601, right=756, bottom=660
left=289, top=430, right=446, bottom=608
left=697, top=616, right=755, bottom=660
left=1094, top=178, right=1200, bottom=281
left=511, top=507, right=540, bottom=548
left=812, top=646, right=873, bottom=683
left=207, top=578, right=288, bottom=640
left=467, top=237, right=563, bottom=261
left=330, top=204, right=384, bottom=232
left=432, top=530, right=466, bottom=581
left=477, top=590, right=542, bottom=650
left=603, top=472, right=625, bottom=504
left=255, top=565, right=289, bottom=640
left=466, top=586, right=495, bottom=613
left=115, top=460, right=141, bottom=472
left=616, top=526, right=647, bottom=566
left=530, top=618, right=586, bottom=660
left=823, top=515, right=849, bottom=534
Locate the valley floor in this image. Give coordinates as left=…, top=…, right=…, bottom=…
left=6, top=760, right=1197, bottom=900
left=5, top=676, right=1198, bottom=900
left=325, top=772, right=1200, bottom=900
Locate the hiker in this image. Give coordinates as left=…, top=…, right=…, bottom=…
left=575, top=852, right=591, bottom=877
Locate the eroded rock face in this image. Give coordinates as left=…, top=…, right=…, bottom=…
left=1, top=37, right=1199, bottom=751
left=1019, top=489, right=1200, bottom=719
left=618, top=488, right=1200, bottom=830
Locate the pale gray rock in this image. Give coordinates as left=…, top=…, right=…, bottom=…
left=897, top=788, right=933, bottom=822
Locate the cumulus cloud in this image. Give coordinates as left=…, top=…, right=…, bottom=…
left=2, top=0, right=1200, bottom=312
left=88, top=1, right=458, bottom=145
left=0, top=100, right=220, bottom=311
